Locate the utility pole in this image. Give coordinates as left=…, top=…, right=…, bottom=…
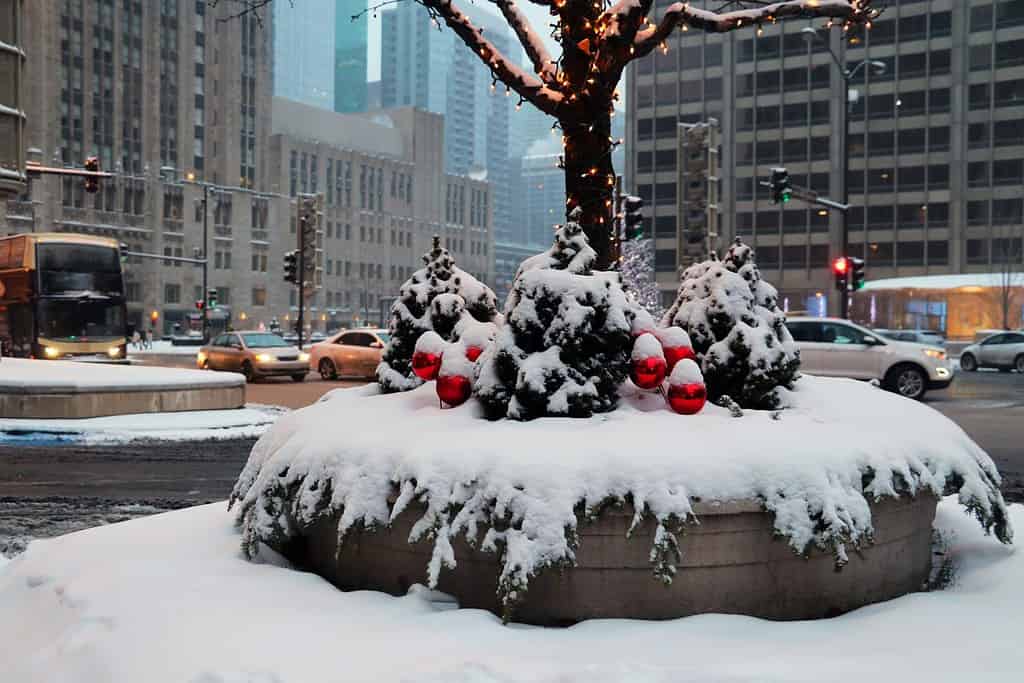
left=801, top=28, right=885, bottom=318
left=296, top=194, right=322, bottom=350
left=200, top=184, right=210, bottom=342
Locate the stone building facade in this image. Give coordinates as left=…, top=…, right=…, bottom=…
left=627, top=0, right=1024, bottom=322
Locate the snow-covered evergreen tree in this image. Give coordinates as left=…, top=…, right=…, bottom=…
left=620, top=237, right=663, bottom=319
left=476, top=208, right=633, bottom=420
left=377, top=236, right=499, bottom=392
left=662, top=238, right=799, bottom=409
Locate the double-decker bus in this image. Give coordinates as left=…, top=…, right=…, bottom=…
left=0, top=233, right=128, bottom=360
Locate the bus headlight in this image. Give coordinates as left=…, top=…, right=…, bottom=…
left=255, top=353, right=273, bottom=363
left=43, top=346, right=60, bottom=358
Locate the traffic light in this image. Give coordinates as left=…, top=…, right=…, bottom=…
left=283, top=250, right=298, bottom=284
left=769, top=167, right=792, bottom=204
left=849, top=257, right=866, bottom=291
left=832, top=256, right=850, bottom=292
left=207, top=287, right=218, bottom=309
left=83, top=156, right=100, bottom=194
left=623, top=195, right=644, bottom=240
left=195, top=300, right=205, bottom=311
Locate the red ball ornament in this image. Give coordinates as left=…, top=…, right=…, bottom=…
left=411, top=351, right=442, bottom=381
left=667, top=382, right=707, bottom=415
left=662, top=345, right=696, bottom=372
left=436, top=374, right=472, bottom=407
left=631, top=356, right=667, bottom=390
left=465, top=345, right=483, bottom=362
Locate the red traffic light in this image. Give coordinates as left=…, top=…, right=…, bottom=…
left=195, top=300, right=205, bottom=311
left=832, top=257, right=849, bottom=275
left=83, top=156, right=100, bottom=194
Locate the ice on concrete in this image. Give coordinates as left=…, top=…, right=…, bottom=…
left=0, top=496, right=1019, bottom=682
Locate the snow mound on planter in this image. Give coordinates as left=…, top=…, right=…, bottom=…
left=230, top=376, right=1011, bottom=617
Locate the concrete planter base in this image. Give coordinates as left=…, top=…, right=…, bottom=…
left=292, top=494, right=937, bottom=625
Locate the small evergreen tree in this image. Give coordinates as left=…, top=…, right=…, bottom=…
left=475, top=209, right=634, bottom=420
left=662, top=238, right=799, bottom=409
left=377, top=236, right=499, bottom=392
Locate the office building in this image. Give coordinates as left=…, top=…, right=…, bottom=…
left=380, top=2, right=515, bottom=250
left=626, top=0, right=1024, bottom=326
left=268, top=98, right=494, bottom=329
left=3, top=0, right=279, bottom=333
left=0, top=0, right=26, bottom=199
left=273, top=0, right=335, bottom=110
left=334, top=0, right=368, bottom=113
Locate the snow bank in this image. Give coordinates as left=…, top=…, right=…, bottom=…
left=230, top=376, right=1010, bottom=615
left=127, top=340, right=202, bottom=356
left=0, top=405, right=285, bottom=444
left=0, top=497, right=1020, bottom=682
left=0, top=358, right=241, bottom=391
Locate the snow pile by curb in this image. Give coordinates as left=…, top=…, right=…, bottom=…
left=0, top=404, right=286, bottom=444
left=230, top=376, right=1011, bottom=615
left=0, top=498, right=1020, bottom=682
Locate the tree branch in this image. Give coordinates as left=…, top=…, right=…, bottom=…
left=489, top=0, right=557, bottom=84
left=633, top=0, right=878, bottom=59
left=423, top=0, right=565, bottom=116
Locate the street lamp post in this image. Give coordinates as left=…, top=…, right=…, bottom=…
left=163, top=165, right=213, bottom=341
left=802, top=28, right=885, bottom=319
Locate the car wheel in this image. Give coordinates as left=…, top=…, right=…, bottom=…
left=319, top=358, right=338, bottom=381
left=886, top=364, right=927, bottom=400
left=959, top=353, right=977, bottom=372
left=291, top=373, right=306, bottom=383
left=241, top=361, right=255, bottom=383
left=1016, top=355, right=1024, bottom=374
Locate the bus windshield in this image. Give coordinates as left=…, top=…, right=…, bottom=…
left=36, top=243, right=123, bottom=295
left=37, top=299, right=125, bottom=340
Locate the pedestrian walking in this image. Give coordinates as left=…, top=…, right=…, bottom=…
left=145, top=328, right=154, bottom=350
left=131, top=329, right=142, bottom=350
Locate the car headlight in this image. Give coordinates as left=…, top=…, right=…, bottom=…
left=43, top=346, right=60, bottom=358
left=197, top=351, right=207, bottom=365
left=923, top=348, right=946, bottom=360
left=298, top=352, right=310, bottom=362
left=255, top=353, right=273, bottom=363
left=107, top=346, right=122, bottom=358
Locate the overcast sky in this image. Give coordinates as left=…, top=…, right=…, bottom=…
left=360, top=1, right=558, bottom=81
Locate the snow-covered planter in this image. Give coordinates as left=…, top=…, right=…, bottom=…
left=230, top=376, right=1011, bottom=623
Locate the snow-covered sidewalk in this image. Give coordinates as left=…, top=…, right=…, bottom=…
left=0, top=405, right=285, bottom=444
left=0, top=497, right=1018, bottom=682
left=0, top=357, right=238, bottom=391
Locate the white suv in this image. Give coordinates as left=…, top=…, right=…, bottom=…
left=785, top=317, right=954, bottom=400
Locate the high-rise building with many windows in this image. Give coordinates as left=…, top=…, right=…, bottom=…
left=4, top=0, right=278, bottom=334
left=333, top=0, right=368, bottom=113
left=380, top=2, right=514, bottom=272
left=273, top=0, right=336, bottom=110
left=626, top=0, right=1024, bottom=318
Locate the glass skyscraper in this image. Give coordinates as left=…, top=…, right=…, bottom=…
left=334, top=0, right=368, bottom=113
left=273, top=0, right=336, bottom=110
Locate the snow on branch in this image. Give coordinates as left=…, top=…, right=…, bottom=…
left=423, top=0, right=565, bottom=116
left=489, top=1, right=558, bottom=84
left=633, top=0, right=879, bottom=59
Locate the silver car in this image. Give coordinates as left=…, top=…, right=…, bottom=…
left=198, top=331, right=310, bottom=382
left=959, top=331, right=1024, bottom=373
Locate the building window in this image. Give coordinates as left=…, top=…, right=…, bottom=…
left=252, top=287, right=266, bottom=306
left=164, top=284, right=181, bottom=304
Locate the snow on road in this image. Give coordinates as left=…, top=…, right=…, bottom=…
left=0, top=496, right=1019, bottom=682
left=128, top=340, right=203, bottom=356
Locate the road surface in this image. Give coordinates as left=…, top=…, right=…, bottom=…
left=1, top=367, right=1020, bottom=556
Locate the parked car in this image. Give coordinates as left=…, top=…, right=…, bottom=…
left=959, top=331, right=1024, bottom=373
left=874, top=329, right=946, bottom=348
left=309, top=328, right=390, bottom=380
left=785, top=317, right=953, bottom=400
left=198, top=331, right=309, bottom=383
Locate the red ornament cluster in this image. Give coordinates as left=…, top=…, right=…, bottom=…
left=412, top=334, right=484, bottom=408
left=411, top=351, right=442, bottom=381
left=629, top=327, right=706, bottom=415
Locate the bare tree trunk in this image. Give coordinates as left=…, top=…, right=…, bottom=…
left=562, top=112, right=615, bottom=270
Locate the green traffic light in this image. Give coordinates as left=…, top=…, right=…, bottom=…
left=781, top=190, right=792, bottom=203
